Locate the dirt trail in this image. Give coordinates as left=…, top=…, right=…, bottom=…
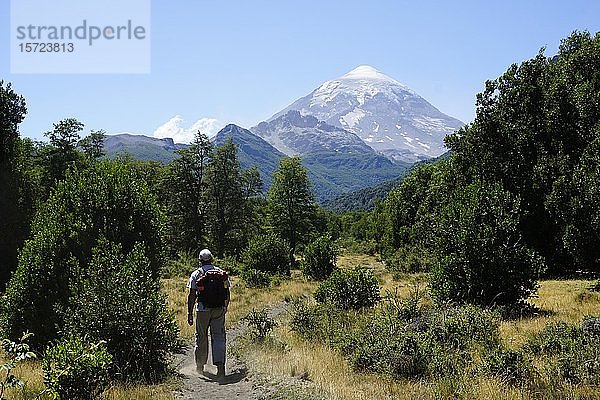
left=172, top=304, right=289, bottom=400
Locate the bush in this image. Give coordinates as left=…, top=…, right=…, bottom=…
left=429, top=180, right=544, bottom=307
left=1, top=160, right=165, bottom=349
left=290, top=293, right=501, bottom=381
left=289, top=301, right=322, bottom=340
left=239, top=268, right=273, bottom=288
left=335, top=237, right=378, bottom=256
left=64, top=239, right=179, bottom=382
left=526, top=317, right=600, bottom=385
left=482, top=346, right=533, bottom=385
left=0, top=332, right=37, bottom=398
left=346, top=303, right=500, bottom=379
left=242, top=309, right=277, bottom=341
left=384, top=245, right=435, bottom=273
left=161, top=251, right=197, bottom=278
left=314, top=268, right=380, bottom=310
left=241, top=233, right=290, bottom=276
left=301, top=236, right=337, bottom=280
left=216, top=256, right=243, bottom=276
left=42, top=334, right=112, bottom=400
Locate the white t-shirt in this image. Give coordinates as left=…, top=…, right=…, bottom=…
left=187, top=264, right=231, bottom=312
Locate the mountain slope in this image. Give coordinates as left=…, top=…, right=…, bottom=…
left=252, top=110, right=374, bottom=156
left=323, top=151, right=451, bottom=212
left=213, top=124, right=285, bottom=190
left=268, top=65, right=464, bottom=163
left=102, top=127, right=411, bottom=203
left=103, top=134, right=188, bottom=163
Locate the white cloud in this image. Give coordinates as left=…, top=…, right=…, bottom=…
left=153, top=115, right=222, bottom=143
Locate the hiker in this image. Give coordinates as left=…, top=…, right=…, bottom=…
left=187, top=248, right=230, bottom=380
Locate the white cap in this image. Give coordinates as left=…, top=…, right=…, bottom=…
left=199, top=249, right=213, bottom=261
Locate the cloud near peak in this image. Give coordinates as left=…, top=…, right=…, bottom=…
left=153, top=115, right=222, bottom=144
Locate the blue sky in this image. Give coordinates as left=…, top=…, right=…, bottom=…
left=1, top=0, right=599, bottom=143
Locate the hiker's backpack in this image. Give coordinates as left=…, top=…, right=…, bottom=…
left=196, top=268, right=228, bottom=308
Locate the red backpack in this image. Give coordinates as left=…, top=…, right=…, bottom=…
left=196, top=269, right=228, bottom=308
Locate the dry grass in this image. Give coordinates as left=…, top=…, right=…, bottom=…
left=243, top=327, right=544, bottom=400
left=241, top=255, right=600, bottom=400
left=4, top=255, right=598, bottom=399
left=501, top=279, right=600, bottom=348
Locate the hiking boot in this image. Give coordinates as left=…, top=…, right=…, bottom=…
left=216, top=363, right=226, bottom=382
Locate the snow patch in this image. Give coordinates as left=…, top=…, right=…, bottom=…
left=339, top=108, right=366, bottom=129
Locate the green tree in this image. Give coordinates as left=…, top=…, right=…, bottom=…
left=547, top=136, right=600, bottom=272
left=445, top=31, right=600, bottom=275
left=267, top=156, right=315, bottom=265
left=80, top=129, right=106, bottom=160
left=1, top=159, right=165, bottom=349
left=163, top=131, right=213, bottom=254
left=0, top=81, right=27, bottom=164
left=64, top=239, right=178, bottom=382
left=382, top=163, right=435, bottom=253
left=205, top=139, right=246, bottom=257
left=42, top=118, right=85, bottom=192
left=429, top=180, right=544, bottom=307
left=301, top=235, right=337, bottom=280
left=0, top=81, right=29, bottom=288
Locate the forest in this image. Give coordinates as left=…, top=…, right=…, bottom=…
left=0, top=31, right=598, bottom=399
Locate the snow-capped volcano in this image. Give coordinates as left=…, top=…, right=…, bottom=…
left=268, top=65, right=464, bottom=163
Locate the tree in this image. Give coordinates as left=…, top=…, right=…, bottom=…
left=267, top=156, right=315, bottom=265
left=205, top=139, right=246, bottom=257
left=0, top=81, right=28, bottom=288
left=0, top=81, right=27, bottom=164
left=43, top=118, right=85, bottom=188
left=1, top=159, right=165, bottom=349
left=444, top=31, right=600, bottom=275
left=80, top=129, right=106, bottom=159
left=429, top=180, right=544, bottom=307
left=163, top=131, right=213, bottom=254
left=64, top=239, right=178, bottom=382
left=382, top=163, right=435, bottom=253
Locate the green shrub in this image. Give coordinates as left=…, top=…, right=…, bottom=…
left=239, top=268, right=273, bottom=288
left=42, top=334, right=112, bottom=400
left=241, top=233, right=290, bottom=276
left=1, top=160, right=165, bottom=349
left=301, top=236, right=337, bottom=280
left=293, top=292, right=501, bottom=381
left=216, top=256, right=243, bottom=276
left=429, top=180, right=544, bottom=308
left=384, top=245, right=435, bottom=273
left=345, top=303, right=500, bottom=380
left=314, top=268, right=380, bottom=310
left=289, top=301, right=322, bottom=340
left=525, top=321, right=580, bottom=355
left=289, top=299, right=366, bottom=350
left=0, top=332, right=37, bottom=399
left=335, top=238, right=378, bottom=256
left=161, top=251, right=197, bottom=278
left=525, top=317, right=600, bottom=385
left=483, top=346, right=533, bottom=385
left=64, top=239, right=179, bottom=382
left=242, top=309, right=277, bottom=341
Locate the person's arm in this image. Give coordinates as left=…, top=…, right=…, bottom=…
left=223, top=279, right=231, bottom=313
left=187, top=288, right=196, bottom=325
